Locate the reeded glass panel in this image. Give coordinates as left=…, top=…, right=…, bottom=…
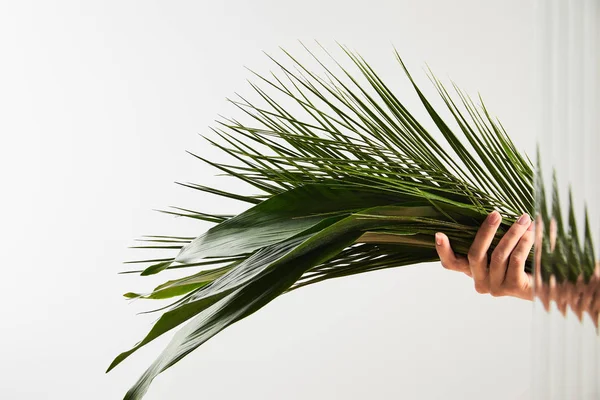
left=533, top=1, right=600, bottom=398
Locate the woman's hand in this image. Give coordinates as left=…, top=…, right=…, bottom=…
left=434, top=211, right=535, bottom=301
left=435, top=211, right=600, bottom=326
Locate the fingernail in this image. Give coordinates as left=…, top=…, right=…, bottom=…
left=517, top=213, right=530, bottom=225
left=435, top=233, right=443, bottom=246
left=487, top=211, right=500, bottom=225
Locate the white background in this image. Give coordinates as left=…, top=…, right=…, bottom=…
left=0, top=1, right=539, bottom=399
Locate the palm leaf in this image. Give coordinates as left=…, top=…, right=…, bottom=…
left=110, top=44, right=596, bottom=399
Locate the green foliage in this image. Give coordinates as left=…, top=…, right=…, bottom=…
left=110, top=45, right=595, bottom=399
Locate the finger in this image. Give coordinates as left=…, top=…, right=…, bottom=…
left=589, top=304, right=600, bottom=327
left=592, top=284, right=600, bottom=314
left=580, top=275, right=599, bottom=317
left=557, top=281, right=569, bottom=316
left=435, top=232, right=469, bottom=274
left=585, top=288, right=597, bottom=323
left=549, top=217, right=557, bottom=253
left=533, top=215, right=544, bottom=292
left=504, top=221, right=535, bottom=299
left=589, top=277, right=600, bottom=327
left=533, top=215, right=550, bottom=309
left=489, top=213, right=532, bottom=295
left=467, top=211, right=501, bottom=291
left=538, top=282, right=551, bottom=312
left=548, top=274, right=558, bottom=304
left=571, top=275, right=585, bottom=321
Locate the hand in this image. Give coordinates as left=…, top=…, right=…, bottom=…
left=434, top=211, right=600, bottom=326
left=434, top=211, right=535, bottom=301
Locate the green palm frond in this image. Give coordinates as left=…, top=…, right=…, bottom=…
left=108, top=45, right=596, bottom=400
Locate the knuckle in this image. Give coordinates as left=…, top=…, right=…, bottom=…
left=491, top=250, right=506, bottom=264
left=467, top=250, right=481, bottom=264
left=489, top=287, right=503, bottom=297
left=510, top=253, right=525, bottom=265
left=442, top=261, right=458, bottom=271
left=474, top=281, right=488, bottom=294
